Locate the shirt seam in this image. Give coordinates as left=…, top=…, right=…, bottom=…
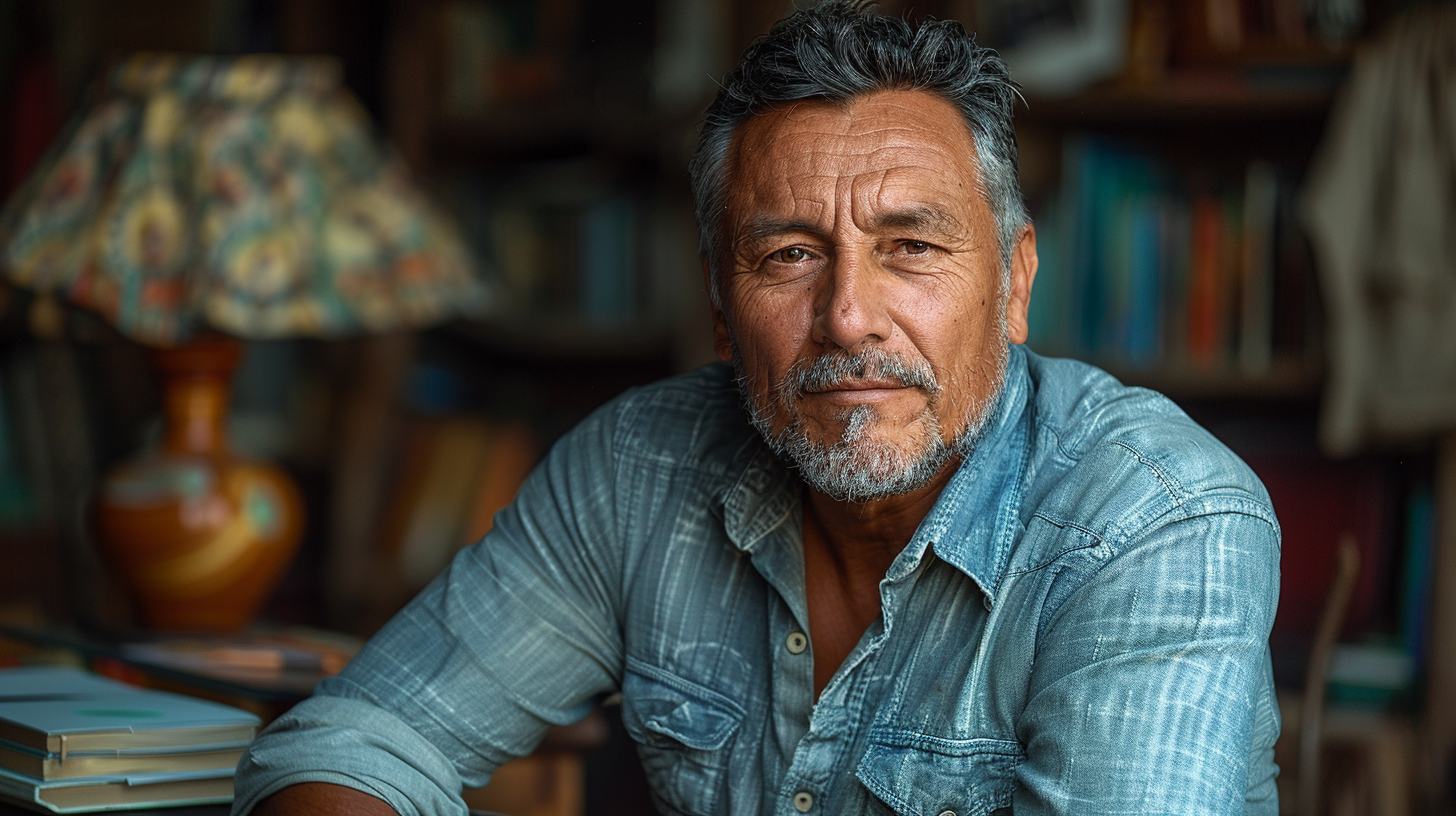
left=611, top=389, right=638, bottom=628
left=1110, top=438, right=1190, bottom=502
left=1034, top=502, right=1280, bottom=645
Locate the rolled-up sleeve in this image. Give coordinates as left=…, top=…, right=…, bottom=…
left=1014, top=502, right=1282, bottom=815
left=232, top=399, right=629, bottom=816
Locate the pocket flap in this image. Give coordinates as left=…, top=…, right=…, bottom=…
left=856, top=731, right=1023, bottom=816
left=621, top=659, right=745, bottom=751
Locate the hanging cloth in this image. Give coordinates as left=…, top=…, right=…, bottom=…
left=1302, top=5, right=1456, bottom=455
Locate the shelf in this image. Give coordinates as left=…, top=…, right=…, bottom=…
left=1018, top=73, right=1341, bottom=126
left=442, top=315, right=674, bottom=362
left=1099, top=359, right=1324, bottom=402
left=426, top=100, right=695, bottom=169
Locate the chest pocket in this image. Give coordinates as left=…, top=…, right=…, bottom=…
left=856, top=730, right=1023, bottom=816
left=620, top=658, right=744, bottom=816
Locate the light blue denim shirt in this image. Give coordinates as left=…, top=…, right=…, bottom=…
left=234, top=345, right=1281, bottom=816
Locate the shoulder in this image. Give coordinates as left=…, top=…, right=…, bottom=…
left=1010, top=351, right=1280, bottom=646
left=1020, top=351, right=1278, bottom=553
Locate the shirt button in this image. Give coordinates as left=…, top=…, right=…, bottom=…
left=786, top=632, right=808, bottom=654
left=793, top=791, right=814, bottom=812
left=937, top=811, right=957, bottom=816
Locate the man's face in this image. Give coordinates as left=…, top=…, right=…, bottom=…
left=710, top=90, right=1036, bottom=502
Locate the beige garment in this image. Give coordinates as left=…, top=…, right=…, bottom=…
left=1302, top=5, right=1456, bottom=456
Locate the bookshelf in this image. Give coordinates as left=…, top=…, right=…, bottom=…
left=1014, top=80, right=1332, bottom=390
left=1018, top=80, right=1340, bottom=125
left=382, top=0, right=710, bottom=362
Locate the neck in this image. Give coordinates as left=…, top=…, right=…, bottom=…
left=802, top=459, right=958, bottom=575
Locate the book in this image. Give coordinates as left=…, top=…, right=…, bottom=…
left=1238, top=162, right=1278, bottom=375
left=0, top=765, right=233, bottom=813
left=1124, top=174, right=1162, bottom=365
left=394, top=416, right=495, bottom=589
left=579, top=195, right=638, bottom=321
left=461, top=421, right=537, bottom=544
left=1157, top=193, right=1191, bottom=364
left=1024, top=193, right=1064, bottom=352
left=0, top=741, right=243, bottom=782
left=1399, top=482, right=1435, bottom=669
left=1068, top=136, right=1104, bottom=356
left=0, top=667, right=258, bottom=757
left=1186, top=192, right=1225, bottom=364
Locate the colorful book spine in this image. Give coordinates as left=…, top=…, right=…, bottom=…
left=1025, top=138, right=1310, bottom=376
left=1186, top=193, right=1224, bottom=365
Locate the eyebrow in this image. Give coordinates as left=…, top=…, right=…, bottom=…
left=733, top=206, right=965, bottom=245
left=729, top=205, right=967, bottom=257
left=872, top=205, right=964, bottom=237
left=731, top=217, right=823, bottom=252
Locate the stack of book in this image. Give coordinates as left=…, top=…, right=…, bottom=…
left=0, top=667, right=259, bottom=813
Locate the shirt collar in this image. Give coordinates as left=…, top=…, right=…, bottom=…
left=720, top=344, right=1033, bottom=604
left=910, top=345, right=1032, bottom=605
left=723, top=435, right=799, bottom=554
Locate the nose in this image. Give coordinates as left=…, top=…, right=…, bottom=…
left=810, top=249, right=893, bottom=350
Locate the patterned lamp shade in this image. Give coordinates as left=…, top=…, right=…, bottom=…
left=0, top=53, right=489, bottom=346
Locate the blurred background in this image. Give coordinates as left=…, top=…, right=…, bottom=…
left=0, top=0, right=1451, bottom=814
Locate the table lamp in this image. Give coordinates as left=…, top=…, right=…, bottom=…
left=0, top=53, right=490, bottom=631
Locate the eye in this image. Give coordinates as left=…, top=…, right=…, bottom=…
left=901, top=240, right=932, bottom=255
left=768, top=246, right=813, bottom=264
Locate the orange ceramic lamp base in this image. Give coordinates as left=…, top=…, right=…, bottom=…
left=94, top=336, right=304, bottom=631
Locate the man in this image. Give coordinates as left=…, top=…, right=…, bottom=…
left=235, top=3, right=1281, bottom=814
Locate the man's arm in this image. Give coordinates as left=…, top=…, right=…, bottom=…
left=250, top=783, right=398, bottom=816
left=1014, top=505, right=1281, bottom=815
left=231, top=400, right=628, bottom=816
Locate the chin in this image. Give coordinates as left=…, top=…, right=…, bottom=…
left=764, top=403, right=958, bottom=503
left=730, top=342, right=1008, bottom=502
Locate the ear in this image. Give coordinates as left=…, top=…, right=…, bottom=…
left=705, top=260, right=734, bottom=362
left=1005, top=225, right=1038, bottom=346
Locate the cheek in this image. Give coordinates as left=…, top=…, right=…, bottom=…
left=891, top=277, right=989, bottom=356
left=727, top=284, right=816, bottom=371
left=892, top=281, right=1001, bottom=412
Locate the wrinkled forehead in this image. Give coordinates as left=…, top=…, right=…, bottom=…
left=724, top=90, right=984, bottom=224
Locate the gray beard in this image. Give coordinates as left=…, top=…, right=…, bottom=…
left=734, top=344, right=1008, bottom=503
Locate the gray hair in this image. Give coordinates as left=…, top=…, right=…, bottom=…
left=689, top=0, right=1028, bottom=305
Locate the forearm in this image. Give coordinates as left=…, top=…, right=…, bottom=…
left=249, top=782, right=399, bottom=816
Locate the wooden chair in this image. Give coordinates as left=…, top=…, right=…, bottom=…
left=1299, top=534, right=1361, bottom=816
left=1296, top=533, right=1416, bottom=816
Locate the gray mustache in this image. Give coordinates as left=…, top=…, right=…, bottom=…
left=781, top=349, right=940, bottom=399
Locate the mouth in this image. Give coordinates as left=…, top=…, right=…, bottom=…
left=805, top=378, right=911, bottom=394
left=776, top=348, right=941, bottom=411
left=800, top=379, right=926, bottom=412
